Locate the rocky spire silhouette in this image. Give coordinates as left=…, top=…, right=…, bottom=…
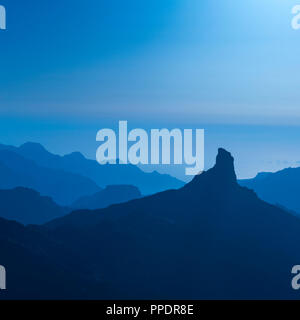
left=185, top=148, right=237, bottom=192
left=211, top=148, right=236, bottom=183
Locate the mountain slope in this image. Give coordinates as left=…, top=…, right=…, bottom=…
left=0, top=217, right=115, bottom=299
left=0, top=150, right=100, bottom=205
left=239, top=167, right=300, bottom=213
left=44, top=148, right=300, bottom=299
left=72, top=185, right=142, bottom=210
left=0, top=142, right=184, bottom=195
left=0, top=187, right=69, bottom=225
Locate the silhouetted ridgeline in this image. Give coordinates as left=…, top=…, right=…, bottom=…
left=0, top=149, right=100, bottom=206
left=1, top=148, right=300, bottom=299
left=0, top=187, right=69, bottom=225
left=72, top=185, right=142, bottom=210
left=0, top=142, right=184, bottom=196
left=239, top=167, right=300, bottom=214
left=0, top=185, right=142, bottom=225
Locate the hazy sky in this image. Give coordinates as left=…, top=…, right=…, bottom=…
left=1, top=0, right=300, bottom=179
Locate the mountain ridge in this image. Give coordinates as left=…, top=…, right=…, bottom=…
left=0, top=187, right=69, bottom=225
left=0, top=142, right=184, bottom=195
left=0, top=149, right=101, bottom=205
left=239, top=165, right=300, bottom=213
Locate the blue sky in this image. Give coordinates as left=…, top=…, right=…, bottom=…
left=1, top=0, right=300, bottom=179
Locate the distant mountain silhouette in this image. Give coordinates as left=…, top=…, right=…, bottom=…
left=0, top=187, right=69, bottom=225
left=72, top=185, right=142, bottom=210
left=239, top=167, right=300, bottom=214
left=42, top=148, right=300, bottom=299
left=0, top=142, right=184, bottom=195
left=0, top=149, right=100, bottom=205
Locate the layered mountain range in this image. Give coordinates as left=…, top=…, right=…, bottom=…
left=0, top=142, right=184, bottom=197
left=1, top=148, right=300, bottom=299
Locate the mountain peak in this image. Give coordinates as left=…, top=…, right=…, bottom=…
left=64, top=152, right=86, bottom=161
left=185, top=148, right=237, bottom=190
left=211, top=148, right=236, bottom=183
left=20, top=142, right=46, bottom=152
left=215, top=148, right=235, bottom=171
left=19, top=142, right=52, bottom=158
